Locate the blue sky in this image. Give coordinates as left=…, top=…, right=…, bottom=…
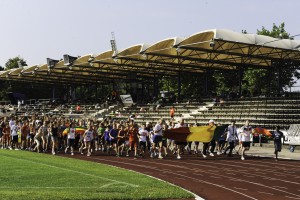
left=0, top=0, right=299, bottom=67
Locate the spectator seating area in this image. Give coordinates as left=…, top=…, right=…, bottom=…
left=1, top=97, right=300, bottom=131
left=115, top=97, right=300, bottom=130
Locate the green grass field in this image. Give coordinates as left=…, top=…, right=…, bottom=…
left=0, top=150, right=193, bottom=200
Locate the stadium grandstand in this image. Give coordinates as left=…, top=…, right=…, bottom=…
left=1, top=28, right=300, bottom=153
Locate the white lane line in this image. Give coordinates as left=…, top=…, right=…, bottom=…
left=92, top=157, right=258, bottom=200
left=166, top=159, right=300, bottom=185
left=257, top=191, right=274, bottom=195
left=1, top=154, right=139, bottom=188
left=273, top=186, right=288, bottom=189
left=95, top=158, right=204, bottom=200
left=130, top=158, right=300, bottom=198
left=234, top=187, right=248, bottom=191
left=285, top=196, right=300, bottom=199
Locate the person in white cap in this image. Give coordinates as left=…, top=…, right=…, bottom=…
left=202, top=119, right=216, bottom=158
left=208, top=120, right=217, bottom=156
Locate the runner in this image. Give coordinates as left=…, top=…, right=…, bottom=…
left=239, top=120, right=253, bottom=160
left=116, top=125, right=126, bottom=157
left=174, top=119, right=187, bottom=160
left=20, top=120, right=30, bottom=150
left=151, top=119, right=164, bottom=159
left=108, top=124, right=118, bottom=155
left=127, top=122, right=139, bottom=158
left=10, top=120, right=19, bottom=150
left=223, top=120, right=238, bottom=157
left=50, top=121, right=59, bottom=155
left=65, top=123, right=76, bottom=156
left=80, top=124, right=94, bottom=156
left=272, top=126, right=284, bottom=161
left=33, top=122, right=43, bottom=153
left=138, top=124, right=148, bottom=158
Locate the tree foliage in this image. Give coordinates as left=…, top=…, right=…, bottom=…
left=5, top=56, right=26, bottom=70
left=242, top=22, right=300, bottom=96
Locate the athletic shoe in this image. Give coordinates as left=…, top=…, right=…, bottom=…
left=126, top=154, right=129, bottom=157
left=15, top=148, right=19, bottom=150
left=150, top=153, right=154, bottom=158
left=202, top=154, right=207, bottom=158
left=52, top=151, right=56, bottom=155
left=87, top=152, right=91, bottom=157
left=209, top=152, right=214, bottom=156
left=217, top=151, right=222, bottom=155
left=9, top=147, right=13, bottom=150
left=241, top=156, right=245, bottom=160
left=65, top=148, right=68, bottom=154
left=158, top=155, right=163, bottom=159
left=177, top=155, right=181, bottom=159
left=71, top=152, right=74, bottom=156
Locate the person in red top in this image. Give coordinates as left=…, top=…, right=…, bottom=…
left=126, top=122, right=139, bottom=158
left=76, top=105, right=81, bottom=112
left=169, top=106, right=175, bottom=119
left=21, top=121, right=30, bottom=150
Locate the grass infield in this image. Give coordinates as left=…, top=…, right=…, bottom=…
left=0, top=150, right=193, bottom=200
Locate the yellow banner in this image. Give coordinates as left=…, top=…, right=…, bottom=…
left=187, top=126, right=216, bottom=143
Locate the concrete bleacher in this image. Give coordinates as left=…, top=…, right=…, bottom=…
left=4, top=97, right=300, bottom=132
left=115, top=97, right=300, bottom=130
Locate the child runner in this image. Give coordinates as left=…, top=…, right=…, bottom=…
left=65, top=123, right=76, bottom=156
left=138, top=124, right=148, bottom=158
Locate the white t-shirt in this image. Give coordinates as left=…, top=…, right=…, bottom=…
left=68, top=128, right=76, bottom=139
left=9, top=120, right=15, bottom=128
left=174, top=123, right=186, bottom=128
left=84, top=130, right=93, bottom=142
left=139, top=129, right=148, bottom=142
left=239, top=126, right=252, bottom=142
left=153, top=123, right=163, bottom=136
left=11, top=124, right=18, bottom=136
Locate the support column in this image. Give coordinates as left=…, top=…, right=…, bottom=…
left=178, top=72, right=181, bottom=99
left=277, top=63, right=281, bottom=95
left=52, top=86, right=55, bottom=100
left=238, top=67, right=244, bottom=97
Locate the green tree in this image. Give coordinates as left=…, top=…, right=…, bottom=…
left=0, top=57, right=27, bottom=101
left=5, top=56, right=27, bottom=70
left=242, top=22, right=300, bottom=96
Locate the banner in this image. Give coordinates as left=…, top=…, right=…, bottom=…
left=120, top=94, right=134, bottom=107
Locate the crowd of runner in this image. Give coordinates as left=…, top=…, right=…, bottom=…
left=0, top=113, right=284, bottom=161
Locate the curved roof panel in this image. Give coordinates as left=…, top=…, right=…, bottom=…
left=1, top=29, right=300, bottom=85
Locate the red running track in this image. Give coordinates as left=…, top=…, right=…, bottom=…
left=60, top=152, right=300, bottom=200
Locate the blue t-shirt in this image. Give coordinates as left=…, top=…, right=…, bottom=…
left=109, top=128, right=118, bottom=140
left=104, top=130, right=110, bottom=141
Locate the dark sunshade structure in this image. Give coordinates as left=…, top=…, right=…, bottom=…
left=1, top=29, right=300, bottom=92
